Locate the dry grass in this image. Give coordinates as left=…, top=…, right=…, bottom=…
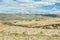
left=0, top=16, right=60, bottom=40
left=2, top=18, right=60, bottom=29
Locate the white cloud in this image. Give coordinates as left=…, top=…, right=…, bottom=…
left=0, top=0, right=60, bottom=14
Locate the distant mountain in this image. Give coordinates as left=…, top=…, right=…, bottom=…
left=55, top=14, right=60, bottom=17
left=41, top=14, right=58, bottom=17
left=35, top=14, right=60, bottom=17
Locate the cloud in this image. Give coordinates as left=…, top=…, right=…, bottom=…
left=0, top=0, right=60, bottom=14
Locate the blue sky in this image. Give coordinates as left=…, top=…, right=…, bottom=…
left=0, top=0, right=60, bottom=14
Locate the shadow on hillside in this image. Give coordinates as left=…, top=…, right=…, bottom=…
left=2, top=21, right=60, bottom=29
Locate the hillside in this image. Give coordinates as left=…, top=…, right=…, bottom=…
left=0, top=14, right=60, bottom=40
left=0, top=14, right=59, bottom=21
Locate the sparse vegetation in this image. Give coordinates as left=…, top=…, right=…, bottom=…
left=0, top=14, right=60, bottom=40
left=2, top=20, right=60, bottom=29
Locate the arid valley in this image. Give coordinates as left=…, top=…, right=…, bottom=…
left=0, top=14, right=60, bottom=40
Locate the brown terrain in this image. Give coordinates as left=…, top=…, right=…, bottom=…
left=0, top=14, right=60, bottom=40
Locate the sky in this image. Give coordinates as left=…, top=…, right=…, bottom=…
left=0, top=0, right=60, bottom=14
